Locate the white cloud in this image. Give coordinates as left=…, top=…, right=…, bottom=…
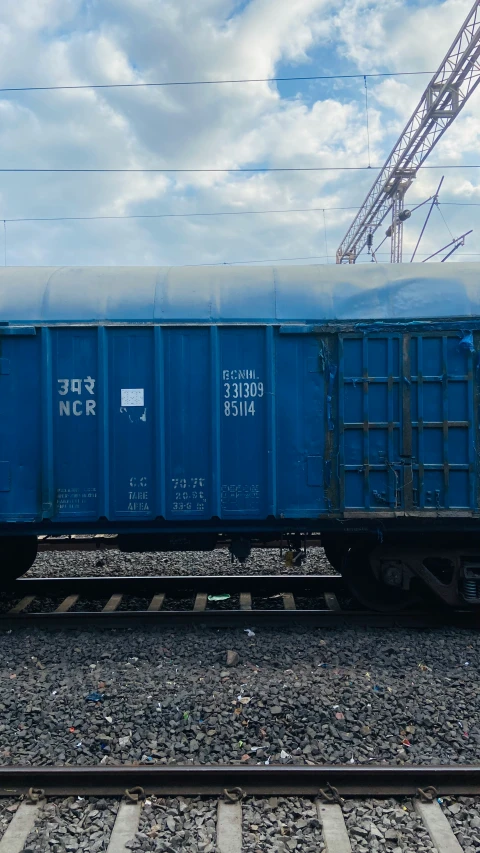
left=0, top=0, right=476, bottom=267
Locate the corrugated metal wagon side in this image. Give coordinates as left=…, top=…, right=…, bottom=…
left=0, top=323, right=328, bottom=526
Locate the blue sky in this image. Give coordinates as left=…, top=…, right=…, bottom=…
left=0, top=0, right=477, bottom=266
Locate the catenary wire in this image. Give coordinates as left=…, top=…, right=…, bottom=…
left=0, top=201, right=476, bottom=224
left=0, top=70, right=438, bottom=94
left=0, top=165, right=479, bottom=173
left=436, top=203, right=455, bottom=241
left=180, top=251, right=480, bottom=265
left=0, top=205, right=361, bottom=222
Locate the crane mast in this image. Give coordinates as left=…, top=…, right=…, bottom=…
left=336, top=0, right=480, bottom=264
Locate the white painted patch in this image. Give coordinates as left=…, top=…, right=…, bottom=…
left=121, top=388, right=144, bottom=407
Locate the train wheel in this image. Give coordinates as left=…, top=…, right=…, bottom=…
left=0, top=536, right=38, bottom=583
left=341, top=546, right=422, bottom=612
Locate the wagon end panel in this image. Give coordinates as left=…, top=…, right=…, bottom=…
left=0, top=330, right=41, bottom=521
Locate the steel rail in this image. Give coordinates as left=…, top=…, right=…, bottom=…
left=0, top=609, right=469, bottom=628
left=0, top=764, right=480, bottom=797
left=2, top=574, right=343, bottom=595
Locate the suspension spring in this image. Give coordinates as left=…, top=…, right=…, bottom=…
left=463, top=579, right=478, bottom=601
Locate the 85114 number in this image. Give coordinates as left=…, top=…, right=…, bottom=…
left=224, top=400, right=256, bottom=417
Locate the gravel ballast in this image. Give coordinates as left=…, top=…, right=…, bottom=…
left=243, top=796, right=324, bottom=852
left=0, top=622, right=479, bottom=767
left=26, top=546, right=335, bottom=578
left=24, top=796, right=119, bottom=852
left=344, top=798, right=435, bottom=852
left=127, top=796, right=217, bottom=852
left=440, top=796, right=480, bottom=852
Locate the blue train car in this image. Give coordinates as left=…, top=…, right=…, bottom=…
left=1, top=262, right=480, bottom=608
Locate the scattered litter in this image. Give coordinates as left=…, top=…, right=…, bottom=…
left=241, top=754, right=250, bottom=762
left=418, top=663, right=430, bottom=671
left=238, top=696, right=251, bottom=705
left=402, top=739, right=411, bottom=747
left=264, top=757, right=270, bottom=765
left=437, top=797, right=444, bottom=804
left=183, top=711, right=189, bottom=720
left=244, top=628, right=255, bottom=637
left=85, top=691, right=104, bottom=703
left=280, top=750, right=290, bottom=759
left=373, top=685, right=384, bottom=693
left=335, top=712, right=345, bottom=720
left=208, top=594, right=231, bottom=601
left=105, top=716, right=113, bottom=723
left=119, top=736, right=131, bottom=747
left=68, top=727, right=75, bottom=733
left=76, top=741, right=82, bottom=748
left=348, top=755, right=355, bottom=764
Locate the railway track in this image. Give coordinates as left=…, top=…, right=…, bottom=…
left=0, top=765, right=478, bottom=852
left=0, top=574, right=479, bottom=628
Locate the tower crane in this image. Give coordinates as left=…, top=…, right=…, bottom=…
left=336, top=0, right=480, bottom=264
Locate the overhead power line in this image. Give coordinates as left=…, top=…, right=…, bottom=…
left=0, top=205, right=360, bottom=223
left=0, top=164, right=478, bottom=174
left=180, top=251, right=480, bottom=265
left=0, top=200, right=475, bottom=224
left=0, top=70, right=437, bottom=94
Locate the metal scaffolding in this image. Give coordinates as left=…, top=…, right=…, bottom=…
left=336, top=1, right=480, bottom=264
